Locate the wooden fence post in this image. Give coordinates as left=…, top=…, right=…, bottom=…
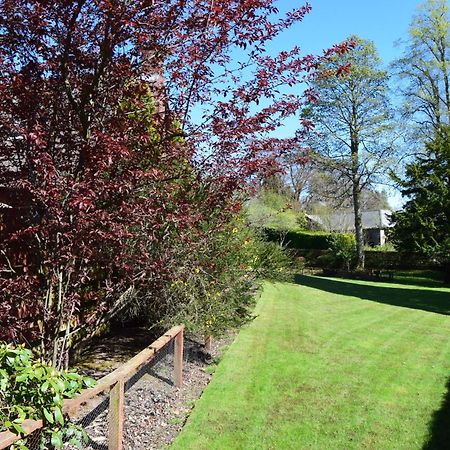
left=108, top=379, right=124, bottom=450
left=0, top=325, right=185, bottom=450
left=204, top=335, right=212, bottom=354
left=173, top=328, right=184, bottom=388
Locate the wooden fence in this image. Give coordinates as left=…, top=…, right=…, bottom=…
left=0, top=324, right=184, bottom=450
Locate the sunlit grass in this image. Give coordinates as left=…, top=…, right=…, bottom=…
left=172, top=276, right=450, bottom=450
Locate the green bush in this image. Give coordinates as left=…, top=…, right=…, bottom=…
left=0, top=344, right=95, bottom=450
left=315, top=251, right=340, bottom=270
left=295, top=249, right=328, bottom=267
left=363, top=242, right=396, bottom=252
left=364, top=251, right=442, bottom=270
left=160, top=220, right=294, bottom=338
left=246, top=189, right=307, bottom=230
left=310, top=234, right=356, bottom=270
left=327, top=233, right=357, bottom=270
left=264, top=228, right=334, bottom=250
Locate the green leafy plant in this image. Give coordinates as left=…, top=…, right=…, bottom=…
left=0, top=344, right=95, bottom=449
left=327, top=233, right=357, bottom=271
left=246, top=188, right=307, bottom=231
left=264, top=228, right=338, bottom=250
left=363, top=242, right=396, bottom=252
left=159, top=216, right=294, bottom=338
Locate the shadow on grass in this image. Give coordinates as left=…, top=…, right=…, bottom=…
left=294, top=275, right=450, bottom=316
left=423, top=378, right=450, bottom=450
left=381, top=277, right=446, bottom=289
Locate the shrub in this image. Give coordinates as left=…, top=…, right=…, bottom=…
left=296, top=249, right=328, bottom=267
left=363, top=242, right=396, bottom=252
left=246, top=189, right=307, bottom=231
left=327, top=233, right=357, bottom=270
left=264, top=228, right=334, bottom=250
left=316, top=251, right=340, bottom=270
left=364, top=250, right=442, bottom=270
left=144, top=218, right=295, bottom=338
left=0, top=344, right=95, bottom=450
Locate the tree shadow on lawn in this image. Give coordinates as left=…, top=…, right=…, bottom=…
left=380, top=276, right=446, bottom=289
left=422, top=377, right=450, bottom=450
left=294, top=275, right=450, bottom=316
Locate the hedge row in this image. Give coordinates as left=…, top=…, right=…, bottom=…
left=263, top=229, right=443, bottom=270
left=364, top=251, right=443, bottom=270
left=292, top=249, right=443, bottom=270
left=263, top=228, right=333, bottom=250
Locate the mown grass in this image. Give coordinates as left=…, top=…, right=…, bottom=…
left=172, top=276, right=450, bottom=450
left=392, top=269, right=447, bottom=288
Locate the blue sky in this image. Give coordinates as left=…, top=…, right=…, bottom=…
left=272, top=0, right=423, bottom=208
left=274, top=0, right=420, bottom=66
left=193, top=1, right=424, bottom=208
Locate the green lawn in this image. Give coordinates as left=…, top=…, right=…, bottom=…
left=172, top=276, right=450, bottom=450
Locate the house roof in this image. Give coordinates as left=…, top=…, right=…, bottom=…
left=308, top=209, right=393, bottom=232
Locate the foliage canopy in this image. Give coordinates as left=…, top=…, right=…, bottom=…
left=0, top=1, right=351, bottom=365
left=307, top=35, right=396, bottom=267
left=391, top=126, right=450, bottom=281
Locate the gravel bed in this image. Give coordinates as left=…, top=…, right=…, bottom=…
left=69, top=330, right=234, bottom=450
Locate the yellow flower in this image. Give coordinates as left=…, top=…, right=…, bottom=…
left=195, top=267, right=200, bottom=274
left=232, top=227, right=238, bottom=233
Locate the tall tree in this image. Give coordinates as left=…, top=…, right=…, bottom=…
left=307, top=36, right=397, bottom=268
left=283, top=156, right=391, bottom=211
left=278, top=145, right=311, bottom=205
left=391, top=126, right=450, bottom=283
left=393, top=0, right=450, bottom=135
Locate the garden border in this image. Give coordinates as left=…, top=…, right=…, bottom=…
left=0, top=324, right=184, bottom=450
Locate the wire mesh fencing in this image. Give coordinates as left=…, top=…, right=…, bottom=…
left=123, top=339, right=175, bottom=450
left=69, top=389, right=110, bottom=450
left=0, top=325, right=184, bottom=450
left=16, top=429, right=42, bottom=450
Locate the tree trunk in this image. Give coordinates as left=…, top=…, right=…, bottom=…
left=352, top=184, right=364, bottom=269
left=350, top=125, right=364, bottom=269
left=204, top=335, right=212, bottom=355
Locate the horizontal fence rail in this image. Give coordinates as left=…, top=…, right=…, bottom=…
left=0, top=324, right=185, bottom=450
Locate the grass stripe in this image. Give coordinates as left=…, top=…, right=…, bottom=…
left=172, top=276, right=450, bottom=450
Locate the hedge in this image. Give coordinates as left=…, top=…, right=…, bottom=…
left=364, top=251, right=443, bottom=270
left=263, top=228, right=333, bottom=250
left=263, top=228, right=445, bottom=271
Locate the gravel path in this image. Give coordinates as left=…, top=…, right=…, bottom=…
left=70, top=330, right=234, bottom=450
